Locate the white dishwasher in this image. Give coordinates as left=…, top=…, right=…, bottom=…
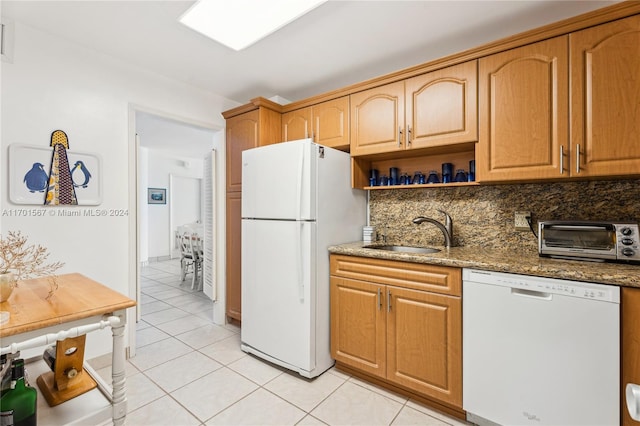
left=463, top=268, right=619, bottom=426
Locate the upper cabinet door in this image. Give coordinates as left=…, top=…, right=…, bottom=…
left=282, top=107, right=311, bottom=142
left=226, top=110, right=259, bottom=192
left=406, top=60, right=478, bottom=150
left=570, top=14, right=640, bottom=178
left=477, top=36, right=569, bottom=182
left=350, top=81, right=405, bottom=156
left=314, top=96, right=350, bottom=150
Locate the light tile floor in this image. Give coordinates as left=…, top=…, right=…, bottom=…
left=94, top=259, right=470, bottom=426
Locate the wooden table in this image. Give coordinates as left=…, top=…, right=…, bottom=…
left=0, top=273, right=136, bottom=425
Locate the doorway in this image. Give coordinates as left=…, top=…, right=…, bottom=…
left=129, top=106, right=226, bottom=356
left=136, top=112, right=212, bottom=265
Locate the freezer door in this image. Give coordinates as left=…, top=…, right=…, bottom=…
left=241, top=219, right=315, bottom=371
left=242, top=139, right=316, bottom=220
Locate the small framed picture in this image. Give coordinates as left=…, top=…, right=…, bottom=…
left=148, top=188, right=166, bottom=204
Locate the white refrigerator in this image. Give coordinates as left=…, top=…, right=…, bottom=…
left=240, top=139, right=366, bottom=378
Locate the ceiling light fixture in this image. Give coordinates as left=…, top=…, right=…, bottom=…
left=179, top=0, right=327, bottom=51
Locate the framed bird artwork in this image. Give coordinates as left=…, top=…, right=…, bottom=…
left=8, top=137, right=102, bottom=205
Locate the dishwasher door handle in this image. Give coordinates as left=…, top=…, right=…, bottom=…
left=511, top=288, right=552, bottom=301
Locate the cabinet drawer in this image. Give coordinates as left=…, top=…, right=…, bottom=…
left=330, top=255, right=461, bottom=296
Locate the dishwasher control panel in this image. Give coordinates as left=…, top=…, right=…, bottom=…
left=463, top=269, right=620, bottom=303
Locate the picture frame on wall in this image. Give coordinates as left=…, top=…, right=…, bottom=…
left=9, top=144, right=103, bottom=205
left=148, top=188, right=166, bottom=204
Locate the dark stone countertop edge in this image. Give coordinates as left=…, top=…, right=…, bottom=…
left=328, top=242, right=640, bottom=288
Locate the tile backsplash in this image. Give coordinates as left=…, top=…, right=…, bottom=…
left=369, top=179, right=640, bottom=251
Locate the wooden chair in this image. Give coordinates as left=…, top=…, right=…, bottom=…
left=180, top=232, right=203, bottom=291
left=180, top=233, right=196, bottom=285
left=189, top=234, right=204, bottom=291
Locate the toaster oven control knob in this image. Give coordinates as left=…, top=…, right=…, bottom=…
left=622, top=248, right=635, bottom=257
left=621, top=227, right=633, bottom=236
left=623, top=238, right=635, bottom=245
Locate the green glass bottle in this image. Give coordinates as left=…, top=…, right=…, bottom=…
left=1, top=354, right=11, bottom=397
left=0, top=359, right=37, bottom=426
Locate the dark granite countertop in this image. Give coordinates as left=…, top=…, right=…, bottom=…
left=329, top=242, right=640, bottom=288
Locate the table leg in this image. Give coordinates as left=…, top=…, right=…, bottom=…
left=110, top=311, right=127, bottom=425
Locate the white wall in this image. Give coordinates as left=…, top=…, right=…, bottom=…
left=1, top=20, right=237, bottom=358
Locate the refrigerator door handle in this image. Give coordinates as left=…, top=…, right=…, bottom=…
left=295, top=144, right=304, bottom=221
left=296, top=221, right=304, bottom=302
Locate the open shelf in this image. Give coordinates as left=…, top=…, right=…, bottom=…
left=352, top=143, right=476, bottom=189
left=27, top=358, right=111, bottom=426
left=365, top=181, right=479, bottom=190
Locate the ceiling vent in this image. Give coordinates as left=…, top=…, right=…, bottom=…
left=1, top=17, right=14, bottom=63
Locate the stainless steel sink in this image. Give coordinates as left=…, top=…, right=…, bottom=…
left=365, top=245, right=441, bottom=254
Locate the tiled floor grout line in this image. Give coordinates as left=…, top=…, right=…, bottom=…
left=135, top=263, right=226, bottom=425
left=140, top=266, right=339, bottom=424
left=137, top=354, right=214, bottom=424
left=140, top=268, right=337, bottom=424
left=187, top=361, right=349, bottom=425
left=134, top=260, right=465, bottom=426
left=128, top=363, right=207, bottom=426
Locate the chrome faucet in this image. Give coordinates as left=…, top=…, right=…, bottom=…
left=412, top=210, right=453, bottom=248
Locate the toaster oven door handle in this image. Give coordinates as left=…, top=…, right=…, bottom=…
left=545, top=225, right=612, bottom=231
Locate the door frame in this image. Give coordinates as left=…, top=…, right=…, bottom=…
left=127, top=103, right=223, bottom=356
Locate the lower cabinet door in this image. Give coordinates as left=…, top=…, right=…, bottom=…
left=386, top=286, right=462, bottom=408
left=330, top=277, right=386, bottom=378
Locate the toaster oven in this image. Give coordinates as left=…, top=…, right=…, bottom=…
left=538, top=220, right=640, bottom=263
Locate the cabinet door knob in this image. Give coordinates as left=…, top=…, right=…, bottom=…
left=560, top=145, right=565, bottom=175
left=407, top=125, right=412, bottom=146
left=398, top=127, right=403, bottom=147
left=576, top=144, right=581, bottom=174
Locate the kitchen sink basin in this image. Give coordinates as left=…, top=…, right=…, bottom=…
left=365, top=245, right=441, bottom=254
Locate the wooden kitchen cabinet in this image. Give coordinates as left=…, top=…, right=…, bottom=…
left=283, top=96, right=350, bottom=150
left=223, top=100, right=281, bottom=323
left=242, top=3, right=640, bottom=188
left=282, top=107, right=311, bottom=141
left=225, top=192, right=242, bottom=322
left=330, top=277, right=386, bottom=378
left=226, top=110, right=260, bottom=193
left=478, top=15, right=640, bottom=183
left=225, top=106, right=282, bottom=193
left=387, top=286, right=461, bottom=404
left=350, top=61, right=477, bottom=157
left=405, top=60, right=477, bottom=150
left=477, top=36, right=569, bottom=182
left=570, top=14, right=640, bottom=178
left=349, top=61, right=478, bottom=189
left=330, top=254, right=462, bottom=411
left=350, top=81, right=405, bottom=156
left=313, top=96, right=350, bottom=149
